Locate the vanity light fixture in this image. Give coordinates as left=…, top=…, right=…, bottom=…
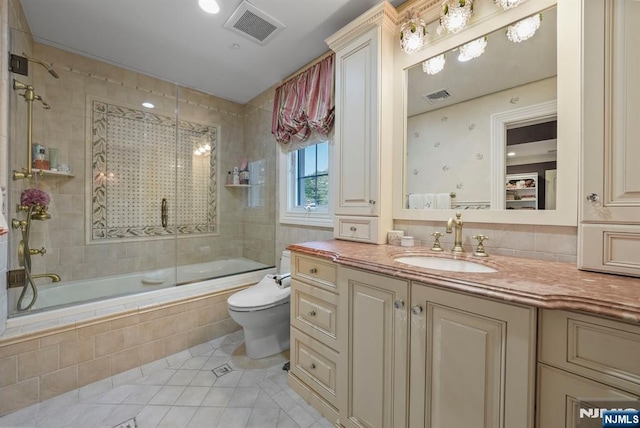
left=423, top=54, right=446, bottom=75
left=506, top=14, right=541, bottom=43
left=400, top=10, right=428, bottom=54
left=142, top=102, right=155, bottom=109
left=193, top=143, right=212, bottom=156
left=438, top=0, right=473, bottom=35
left=507, top=152, right=516, bottom=156
left=198, top=0, right=220, bottom=14
left=458, top=36, right=487, bottom=62
left=494, top=0, right=527, bottom=10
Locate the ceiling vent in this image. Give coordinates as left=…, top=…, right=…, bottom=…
left=422, top=88, right=452, bottom=104
left=224, top=1, right=285, bottom=45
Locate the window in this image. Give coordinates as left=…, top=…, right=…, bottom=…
left=279, top=141, right=332, bottom=227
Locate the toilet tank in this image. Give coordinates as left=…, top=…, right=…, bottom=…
left=280, top=250, right=291, bottom=273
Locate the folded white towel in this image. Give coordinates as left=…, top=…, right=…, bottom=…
left=424, top=193, right=436, bottom=209
left=274, top=273, right=291, bottom=289
left=436, top=193, right=451, bottom=209
left=408, top=194, right=424, bottom=209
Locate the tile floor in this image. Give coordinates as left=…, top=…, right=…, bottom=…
left=0, top=331, right=334, bottom=428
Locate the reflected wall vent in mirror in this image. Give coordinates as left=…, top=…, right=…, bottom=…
left=422, top=88, right=452, bottom=104
left=223, top=1, right=285, bottom=45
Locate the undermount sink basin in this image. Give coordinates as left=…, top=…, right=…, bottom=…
left=394, top=256, right=497, bottom=273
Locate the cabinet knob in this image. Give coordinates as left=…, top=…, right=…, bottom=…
left=350, top=226, right=357, bottom=232
left=369, top=200, right=376, bottom=205
left=411, top=305, right=423, bottom=315
left=586, top=193, right=600, bottom=202
left=309, top=363, right=316, bottom=370
left=394, top=299, right=405, bottom=309
left=309, top=268, right=317, bottom=274
left=308, top=310, right=316, bottom=317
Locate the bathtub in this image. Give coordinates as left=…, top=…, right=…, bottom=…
left=5, top=258, right=274, bottom=336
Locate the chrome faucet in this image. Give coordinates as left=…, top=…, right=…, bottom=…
left=446, top=211, right=465, bottom=253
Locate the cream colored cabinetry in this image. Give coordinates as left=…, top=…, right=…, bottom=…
left=580, top=0, right=640, bottom=276
left=325, top=3, right=396, bottom=244
left=409, top=282, right=537, bottom=428
left=288, top=253, right=341, bottom=423
left=337, top=267, right=408, bottom=428
left=537, top=310, right=640, bottom=427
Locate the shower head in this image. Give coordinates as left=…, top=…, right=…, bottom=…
left=22, top=52, right=59, bottom=79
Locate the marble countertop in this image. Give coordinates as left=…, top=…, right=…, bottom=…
left=287, top=240, right=640, bottom=323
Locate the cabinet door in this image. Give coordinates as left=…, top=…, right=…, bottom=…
left=333, top=27, right=379, bottom=217
left=537, top=364, right=639, bottom=428
left=580, top=0, right=640, bottom=275
left=338, top=267, right=408, bottom=428
left=409, top=283, right=536, bottom=428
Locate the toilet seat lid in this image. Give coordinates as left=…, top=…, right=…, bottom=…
left=227, top=276, right=290, bottom=311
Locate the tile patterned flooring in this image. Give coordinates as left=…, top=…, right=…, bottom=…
left=0, top=331, right=333, bottom=428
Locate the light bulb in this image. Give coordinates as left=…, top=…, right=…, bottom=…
left=198, top=0, right=220, bottom=14
left=423, top=54, right=446, bottom=75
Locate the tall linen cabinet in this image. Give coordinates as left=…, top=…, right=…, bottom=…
left=326, top=2, right=396, bottom=244
left=580, top=0, right=640, bottom=276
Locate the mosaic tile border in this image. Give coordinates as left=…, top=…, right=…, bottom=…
left=90, top=99, right=218, bottom=242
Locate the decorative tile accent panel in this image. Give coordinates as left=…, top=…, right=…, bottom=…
left=90, top=100, right=218, bottom=242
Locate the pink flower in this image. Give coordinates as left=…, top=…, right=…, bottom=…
left=20, top=188, right=50, bottom=207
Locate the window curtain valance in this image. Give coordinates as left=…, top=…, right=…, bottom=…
left=272, top=53, right=335, bottom=152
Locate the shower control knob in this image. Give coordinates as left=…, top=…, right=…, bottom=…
left=411, top=305, right=423, bottom=315
left=394, top=299, right=405, bottom=309
left=29, top=247, right=46, bottom=256
left=308, top=310, right=316, bottom=317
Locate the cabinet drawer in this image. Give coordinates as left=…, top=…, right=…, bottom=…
left=539, top=309, right=640, bottom=394
left=292, top=254, right=337, bottom=290
left=579, top=224, right=640, bottom=277
left=291, top=280, right=338, bottom=347
left=334, top=216, right=379, bottom=243
left=290, top=328, right=339, bottom=407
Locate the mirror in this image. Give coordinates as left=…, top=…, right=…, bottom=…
left=405, top=7, right=557, bottom=211
left=393, top=0, right=578, bottom=226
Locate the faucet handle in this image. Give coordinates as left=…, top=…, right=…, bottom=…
left=472, top=235, right=489, bottom=257
left=430, top=231, right=444, bottom=252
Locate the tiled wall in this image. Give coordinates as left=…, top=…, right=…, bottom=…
left=394, top=220, right=577, bottom=263
left=5, top=26, right=273, bottom=285
left=0, top=287, right=244, bottom=416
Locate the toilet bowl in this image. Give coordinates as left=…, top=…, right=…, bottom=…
left=227, top=251, right=291, bottom=359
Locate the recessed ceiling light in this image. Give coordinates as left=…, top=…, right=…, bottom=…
left=231, top=43, right=241, bottom=49
left=142, top=102, right=155, bottom=108
left=199, top=0, right=220, bottom=14
left=507, top=152, right=516, bottom=157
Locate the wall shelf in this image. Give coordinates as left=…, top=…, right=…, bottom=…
left=32, top=169, right=74, bottom=178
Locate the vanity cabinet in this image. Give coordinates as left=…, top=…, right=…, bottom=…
left=337, top=267, right=408, bottom=428
left=580, top=0, right=640, bottom=276
left=409, top=282, right=537, bottom=428
left=536, top=309, right=640, bottom=426
left=288, top=253, right=342, bottom=423
left=325, top=2, right=396, bottom=244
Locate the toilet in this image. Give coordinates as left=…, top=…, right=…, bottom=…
left=227, top=251, right=291, bottom=359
